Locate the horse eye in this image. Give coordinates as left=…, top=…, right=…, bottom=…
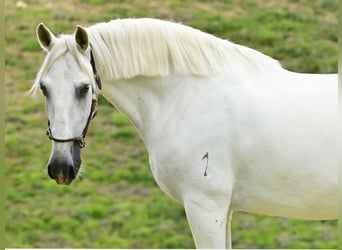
left=78, top=84, right=90, bottom=97
left=40, top=84, right=48, bottom=96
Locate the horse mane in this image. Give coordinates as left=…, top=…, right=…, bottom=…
left=32, top=18, right=283, bottom=94
left=87, top=18, right=282, bottom=80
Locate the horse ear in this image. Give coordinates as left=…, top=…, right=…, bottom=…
left=75, top=25, right=89, bottom=52
left=36, top=23, right=57, bottom=51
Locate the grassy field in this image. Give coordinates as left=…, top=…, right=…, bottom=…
left=5, top=0, right=338, bottom=248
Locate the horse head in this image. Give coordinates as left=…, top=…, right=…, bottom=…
left=35, top=24, right=100, bottom=185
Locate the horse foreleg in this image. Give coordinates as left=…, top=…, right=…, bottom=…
left=184, top=198, right=229, bottom=249
left=226, top=211, right=233, bottom=249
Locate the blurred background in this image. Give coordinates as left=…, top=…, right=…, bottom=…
left=5, top=0, right=337, bottom=248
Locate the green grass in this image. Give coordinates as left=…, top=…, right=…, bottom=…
left=5, top=0, right=337, bottom=248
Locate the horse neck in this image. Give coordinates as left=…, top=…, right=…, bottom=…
left=100, top=72, right=337, bottom=146
left=100, top=75, right=188, bottom=146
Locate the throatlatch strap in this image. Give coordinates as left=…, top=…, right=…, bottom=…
left=90, top=49, right=102, bottom=90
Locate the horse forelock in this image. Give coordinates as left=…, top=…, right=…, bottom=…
left=86, top=18, right=282, bottom=81
left=31, top=35, right=97, bottom=95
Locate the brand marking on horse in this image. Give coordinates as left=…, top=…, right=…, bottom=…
left=202, top=152, right=209, bottom=176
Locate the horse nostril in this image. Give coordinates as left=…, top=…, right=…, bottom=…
left=47, top=165, right=54, bottom=179
left=67, top=165, right=76, bottom=180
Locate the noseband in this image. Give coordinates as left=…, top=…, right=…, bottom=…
left=46, top=49, right=102, bottom=148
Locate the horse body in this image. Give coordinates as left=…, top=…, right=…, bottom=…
left=33, top=18, right=338, bottom=248
left=101, top=71, right=337, bottom=247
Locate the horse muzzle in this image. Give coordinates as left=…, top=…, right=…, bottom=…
left=47, top=143, right=82, bottom=185
left=47, top=158, right=77, bottom=185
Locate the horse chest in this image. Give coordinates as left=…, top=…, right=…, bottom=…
left=148, top=151, right=186, bottom=203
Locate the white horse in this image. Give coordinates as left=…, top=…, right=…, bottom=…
left=32, top=18, right=338, bottom=248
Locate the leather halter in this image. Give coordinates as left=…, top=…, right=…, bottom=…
left=46, top=49, right=102, bottom=148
